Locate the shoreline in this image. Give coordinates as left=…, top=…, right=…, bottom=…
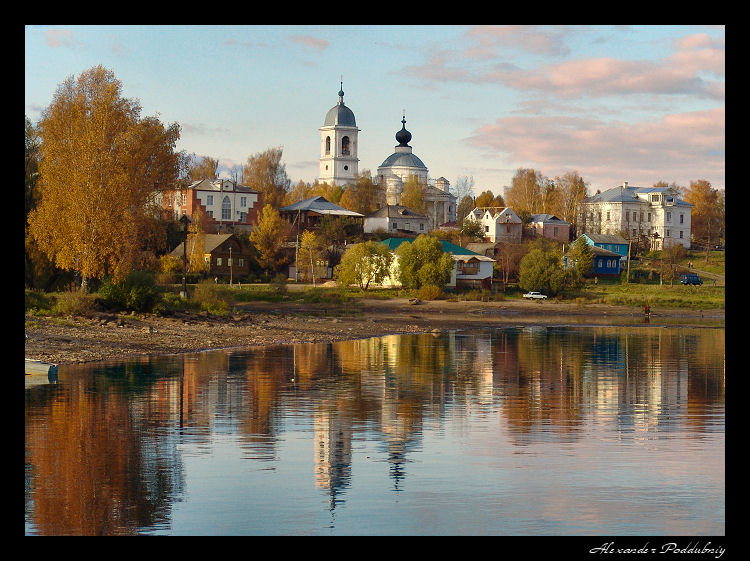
left=25, top=298, right=725, bottom=366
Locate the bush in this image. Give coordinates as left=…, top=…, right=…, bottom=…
left=191, top=279, right=229, bottom=315
left=53, top=289, right=96, bottom=316
left=98, top=271, right=161, bottom=313
left=418, top=285, right=443, bottom=300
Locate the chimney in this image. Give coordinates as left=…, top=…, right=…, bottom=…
left=622, top=181, right=628, bottom=188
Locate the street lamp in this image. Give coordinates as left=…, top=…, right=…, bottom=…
left=179, top=214, right=191, bottom=299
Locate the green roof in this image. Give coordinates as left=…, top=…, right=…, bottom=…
left=379, top=237, right=479, bottom=255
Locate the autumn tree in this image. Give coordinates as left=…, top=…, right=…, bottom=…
left=474, top=189, right=504, bottom=208
left=297, top=230, right=321, bottom=285
left=552, top=172, right=588, bottom=235
left=185, top=154, right=220, bottom=182
left=334, top=241, right=394, bottom=291
left=242, top=146, right=291, bottom=209
left=27, top=66, right=181, bottom=291
left=395, top=235, right=453, bottom=289
left=456, top=195, right=475, bottom=223
left=249, top=204, right=290, bottom=272
left=505, top=168, right=544, bottom=216
left=684, top=179, right=723, bottom=262
left=400, top=175, right=428, bottom=215
left=338, top=171, right=385, bottom=215
left=566, top=236, right=594, bottom=277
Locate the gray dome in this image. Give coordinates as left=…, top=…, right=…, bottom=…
left=379, top=151, right=427, bottom=170
left=324, top=103, right=357, bottom=127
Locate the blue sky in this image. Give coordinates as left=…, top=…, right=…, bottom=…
left=25, top=25, right=725, bottom=196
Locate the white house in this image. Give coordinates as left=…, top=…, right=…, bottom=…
left=378, top=237, right=494, bottom=289
left=465, top=207, right=523, bottom=243
left=364, top=205, right=430, bottom=235
left=579, top=182, right=693, bottom=249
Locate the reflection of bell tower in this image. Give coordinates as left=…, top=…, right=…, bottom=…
left=319, top=81, right=359, bottom=186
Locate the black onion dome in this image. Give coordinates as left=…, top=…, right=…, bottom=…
left=395, top=116, right=412, bottom=146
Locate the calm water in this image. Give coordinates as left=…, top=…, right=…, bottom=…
left=25, top=326, right=725, bottom=536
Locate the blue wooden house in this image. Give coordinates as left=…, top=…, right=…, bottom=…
left=580, top=233, right=629, bottom=259
left=565, top=234, right=626, bottom=277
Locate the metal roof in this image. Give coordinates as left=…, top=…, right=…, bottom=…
left=323, top=103, right=357, bottom=127
left=366, top=205, right=428, bottom=219
left=378, top=151, right=427, bottom=170
left=280, top=196, right=364, bottom=217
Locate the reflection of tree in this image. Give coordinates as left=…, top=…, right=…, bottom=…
left=25, top=383, right=183, bottom=535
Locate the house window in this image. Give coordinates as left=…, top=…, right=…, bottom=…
left=168, top=195, right=172, bottom=205
left=182, top=194, right=187, bottom=205
left=238, top=258, right=245, bottom=267
left=485, top=225, right=489, bottom=233
left=553, top=227, right=558, bottom=236
left=392, top=222, right=397, bottom=229
left=222, top=196, right=231, bottom=220
left=679, top=214, right=684, bottom=224
left=666, top=212, right=671, bottom=222
left=207, top=211, right=213, bottom=218
left=405, top=222, right=410, bottom=230
left=648, top=212, right=651, bottom=222
left=420, top=224, right=424, bottom=231
left=606, top=211, right=610, bottom=221
left=598, top=259, right=603, bottom=268
left=680, top=231, right=683, bottom=239
left=625, top=210, right=630, bottom=222
left=240, top=197, right=246, bottom=207
left=206, top=195, right=213, bottom=206
left=216, top=257, right=222, bottom=266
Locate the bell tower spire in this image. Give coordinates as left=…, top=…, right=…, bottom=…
left=318, top=80, right=360, bottom=186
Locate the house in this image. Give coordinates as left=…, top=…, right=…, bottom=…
left=279, top=196, right=364, bottom=238
left=579, top=233, right=629, bottom=260
left=158, top=178, right=262, bottom=233
left=378, top=237, right=495, bottom=289
left=578, top=182, right=693, bottom=249
left=465, top=207, right=522, bottom=243
left=528, top=214, right=570, bottom=242
left=364, top=205, right=430, bottom=236
left=169, top=233, right=252, bottom=279
left=563, top=234, right=626, bottom=277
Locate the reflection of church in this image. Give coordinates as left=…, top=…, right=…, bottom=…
left=318, top=85, right=457, bottom=229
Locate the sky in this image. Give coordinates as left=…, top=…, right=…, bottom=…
left=25, top=25, right=725, bottom=197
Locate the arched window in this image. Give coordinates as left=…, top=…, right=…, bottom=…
left=222, top=196, right=231, bottom=220
left=325, top=136, right=331, bottom=155
left=341, top=136, right=350, bottom=155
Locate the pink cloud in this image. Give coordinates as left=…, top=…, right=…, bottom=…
left=464, top=25, right=571, bottom=58
left=45, top=29, right=80, bottom=49
left=467, top=107, right=724, bottom=188
left=289, top=35, right=329, bottom=51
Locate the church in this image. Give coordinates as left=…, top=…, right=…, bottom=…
left=318, top=84, right=457, bottom=230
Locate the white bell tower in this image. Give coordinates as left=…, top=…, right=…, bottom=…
left=319, top=81, right=359, bottom=186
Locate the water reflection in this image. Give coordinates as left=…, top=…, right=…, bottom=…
left=25, top=326, right=724, bottom=535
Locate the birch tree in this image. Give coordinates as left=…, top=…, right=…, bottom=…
left=27, top=66, right=181, bottom=290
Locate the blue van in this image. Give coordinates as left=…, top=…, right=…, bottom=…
left=680, top=273, right=702, bottom=285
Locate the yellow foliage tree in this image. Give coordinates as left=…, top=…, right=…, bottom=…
left=297, top=230, right=321, bottom=285
left=249, top=204, right=290, bottom=272
left=27, top=66, right=181, bottom=290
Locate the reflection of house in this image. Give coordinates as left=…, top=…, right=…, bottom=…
left=528, top=214, right=570, bottom=242
left=279, top=196, right=364, bottom=238
left=158, top=178, right=262, bottom=233
left=169, top=233, right=251, bottom=278
left=379, top=237, right=495, bottom=289
left=364, top=205, right=429, bottom=236
left=465, top=207, right=522, bottom=243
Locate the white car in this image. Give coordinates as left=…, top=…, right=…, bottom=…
left=523, top=291, right=548, bottom=300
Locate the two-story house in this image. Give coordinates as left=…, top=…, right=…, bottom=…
left=465, top=207, right=523, bottom=243
left=158, top=178, right=262, bottom=233
left=528, top=214, right=571, bottom=242
left=579, top=182, right=693, bottom=249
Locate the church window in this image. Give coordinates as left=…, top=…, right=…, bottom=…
left=325, top=136, right=331, bottom=155
left=222, top=196, right=231, bottom=220
left=344, top=165, right=348, bottom=171
left=341, top=136, right=350, bottom=155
